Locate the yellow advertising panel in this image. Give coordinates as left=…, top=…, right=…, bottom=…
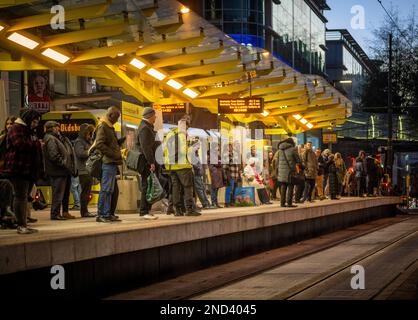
left=121, top=101, right=143, bottom=125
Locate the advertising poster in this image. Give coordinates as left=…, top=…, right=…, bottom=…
left=28, top=70, right=51, bottom=114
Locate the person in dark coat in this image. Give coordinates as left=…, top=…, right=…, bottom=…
left=137, top=107, right=159, bottom=220
left=191, top=139, right=215, bottom=209
left=208, top=142, right=225, bottom=208
left=0, top=179, right=16, bottom=228
left=355, top=150, right=367, bottom=197
left=44, top=121, right=77, bottom=220
left=0, top=116, right=17, bottom=171
left=268, top=150, right=279, bottom=200
left=322, top=149, right=332, bottom=197
left=74, top=123, right=96, bottom=218
left=327, top=154, right=340, bottom=200
left=2, top=108, right=41, bottom=234
left=277, top=137, right=301, bottom=207
left=26, top=127, right=45, bottom=224
left=0, top=117, right=17, bottom=227
left=315, top=149, right=326, bottom=200
left=366, top=154, right=379, bottom=196
left=294, top=144, right=306, bottom=203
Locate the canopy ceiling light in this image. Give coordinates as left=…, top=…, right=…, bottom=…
left=0, top=25, right=4, bottom=32
left=306, top=123, right=314, bottom=129
left=261, top=111, right=270, bottom=117
left=41, top=48, right=71, bottom=64
left=7, top=32, right=39, bottom=49
left=146, top=68, right=166, bottom=81
left=129, top=58, right=146, bottom=70
left=180, top=6, right=190, bottom=14
left=166, top=79, right=183, bottom=90
left=293, top=114, right=302, bottom=120
left=183, top=88, right=199, bottom=99
left=300, top=118, right=308, bottom=125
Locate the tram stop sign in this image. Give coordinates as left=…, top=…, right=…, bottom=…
left=322, top=132, right=338, bottom=144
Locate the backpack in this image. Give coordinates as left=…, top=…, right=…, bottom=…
left=86, top=150, right=103, bottom=180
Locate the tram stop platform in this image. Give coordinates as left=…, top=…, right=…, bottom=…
left=0, top=197, right=401, bottom=298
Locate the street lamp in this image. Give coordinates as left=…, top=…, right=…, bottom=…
left=332, top=79, right=353, bottom=86
left=338, top=80, right=353, bottom=84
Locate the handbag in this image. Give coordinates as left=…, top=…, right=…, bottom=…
left=86, top=150, right=103, bottom=180
left=126, top=149, right=141, bottom=171
left=281, top=149, right=304, bottom=185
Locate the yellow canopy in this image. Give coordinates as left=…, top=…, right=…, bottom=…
left=0, top=0, right=352, bottom=134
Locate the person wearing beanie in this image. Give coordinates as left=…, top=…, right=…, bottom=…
left=2, top=108, right=41, bottom=234
left=43, top=120, right=77, bottom=221
left=136, top=107, right=159, bottom=219
left=142, top=107, right=156, bottom=120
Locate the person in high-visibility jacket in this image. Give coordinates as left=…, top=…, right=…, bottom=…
left=164, top=115, right=201, bottom=217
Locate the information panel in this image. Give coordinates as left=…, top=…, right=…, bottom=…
left=218, top=98, right=264, bottom=114
left=154, top=103, right=186, bottom=114
left=322, top=132, right=338, bottom=144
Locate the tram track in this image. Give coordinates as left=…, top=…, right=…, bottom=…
left=370, top=258, right=418, bottom=300
left=188, top=216, right=418, bottom=301
left=277, top=228, right=418, bottom=300
left=109, top=216, right=416, bottom=300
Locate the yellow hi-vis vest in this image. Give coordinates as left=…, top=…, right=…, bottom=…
left=164, top=128, right=192, bottom=171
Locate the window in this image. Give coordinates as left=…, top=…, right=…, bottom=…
left=223, top=10, right=242, bottom=22
left=224, top=22, right=243, bottom=35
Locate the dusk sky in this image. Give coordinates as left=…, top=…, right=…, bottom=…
left=325, top=0, right=417, bottom=57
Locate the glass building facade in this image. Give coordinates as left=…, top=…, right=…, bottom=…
left=271, top=0, right=327, bottom=74
left=204, top=0, right=265, bottom=48
left=202, top=0, right=329, bottom=75
left=326, top=29, right=376, bottom=110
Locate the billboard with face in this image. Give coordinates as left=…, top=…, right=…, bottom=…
left=28, top=71, right=51, bottom=114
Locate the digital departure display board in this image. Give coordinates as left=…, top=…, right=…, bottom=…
left=154, top=103, right=186, bottom=114
left=218, top=98, right=264, bottom=114
left=322, top=133, right=338, bottom=144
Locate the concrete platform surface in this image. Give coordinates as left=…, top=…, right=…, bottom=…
left=0, top=197, right=400, bottom=275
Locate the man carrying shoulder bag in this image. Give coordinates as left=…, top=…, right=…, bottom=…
left=277, top=137, right=302, bottom=208
left=137, top=107, right=159, bottom=220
